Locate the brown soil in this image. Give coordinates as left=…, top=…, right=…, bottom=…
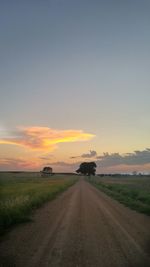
left=0, top=178, right=150, bottom=267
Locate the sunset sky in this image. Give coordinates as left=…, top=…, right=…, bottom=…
left=0, top=0, right=150, bottom=173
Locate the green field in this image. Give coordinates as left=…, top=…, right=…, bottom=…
left=86, top=175, right=150, bottom=216
left=0, top=172, right=78, bottom=234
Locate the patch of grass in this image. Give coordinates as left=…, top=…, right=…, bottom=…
left=0, top=173, right=78, bottom=234
left=86, top=176, right=150, bottom=216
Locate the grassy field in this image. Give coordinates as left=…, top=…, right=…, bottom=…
left=86, top=175, right=150, bottom=216
left=0, top=172, right=78, bottom=234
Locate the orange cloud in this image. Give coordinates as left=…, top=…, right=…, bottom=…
left=0, top=126, right=95, bottom=151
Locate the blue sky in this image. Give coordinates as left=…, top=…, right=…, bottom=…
left=0, top=0, right=150, bottom=172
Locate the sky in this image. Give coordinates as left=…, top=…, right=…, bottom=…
left=0, top=0, right=150, bottom=173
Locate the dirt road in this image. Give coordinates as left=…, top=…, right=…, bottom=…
left=0, top=179, right=150, bottom=267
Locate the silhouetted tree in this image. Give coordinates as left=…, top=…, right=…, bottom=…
left=40, top=166, right=53, bottom=176
left=76, top=162, right=97, bottom=176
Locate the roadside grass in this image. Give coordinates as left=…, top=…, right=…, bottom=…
left=0, top=173, right=78, bottom=234
left=86, top=176, right=150, bottom=216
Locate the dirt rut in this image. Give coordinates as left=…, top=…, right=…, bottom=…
left=0, top=179, right=150, bottom=267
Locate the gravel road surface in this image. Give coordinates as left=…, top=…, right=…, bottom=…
left=0, top=178, right=150, bottom=267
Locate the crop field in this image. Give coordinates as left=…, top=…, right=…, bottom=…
left=86, top=175, right=150, bottom=215
left=1, top=177, right=150, bottom=267
left=0, top=172, right=78, bottom=234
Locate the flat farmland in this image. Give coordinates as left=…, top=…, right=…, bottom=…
left=87, top=175, right=150, bottom=215
left=0, top=177, right=150, bottom=267
left=0, top=172, right=78, bottom=234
